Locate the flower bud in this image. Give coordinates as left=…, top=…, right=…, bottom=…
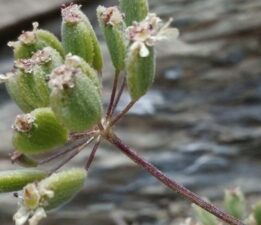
left=0, top=169, right=47, bottom=193
left=97, top=6, right=127, bottom=71
left=8, top=22, right=64, bottom=60
left=192, top=204, right=218, bottom=225
left=12, top=108, right=69, bottom=155
left=254, top=202, right=261, bottom=225
left=49, top=64, right=102, bottom=132
left=224, top=188, right=246, bottom=219
left=126, top=46, right=155, bottom=100
left=61, top=4, right=103, bottom=71
left=119, top=0, right=149, bottom=26
left=13, top=168, right=86, bottom=225
left=65, top=54, right=101, bottom=94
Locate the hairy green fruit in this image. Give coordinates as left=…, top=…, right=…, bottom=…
left=224, top=188, right=246, bottom=219
left=8, top=22, right=64, bottom=60
left=5, top=73, right=35, bottom=113
left=40, top=168, right=87, bottom=210
left=0, top=169, right=47, bottom=193
left=12, top=108, right=68, bottom=155
left=49, top=65, right=102, bottom=132
left=119, top=0, right=149, bottom=26
left=65, top=54, right=101, bottom=94
left=61, top=4, right=103, bottom=71
left=97, top=6, right=127, bottom=71
left=126, top=47, right=155, bottom=101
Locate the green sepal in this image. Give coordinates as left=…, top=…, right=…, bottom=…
left=224, top=188, right=246, bottom=219
left=0, top=169, right=47, bottom=193
left=97, top=6, right=126, bottom=72
left=119, top=0, right=149, bottom=26
left=40, top=168, right=87, bottom=210
left=126, top=47, right=155, bottom=101
left=13, top=108, right=69, bottom=155
left=50, top=69, right=102, bottom=132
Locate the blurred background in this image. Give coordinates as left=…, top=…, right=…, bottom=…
left=0, top=0, right=261, bottom=224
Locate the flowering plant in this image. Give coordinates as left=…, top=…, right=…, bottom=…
left=0, top=1, right=251, bottom=225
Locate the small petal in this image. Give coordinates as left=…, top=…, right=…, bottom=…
left=139, top=43, right=150, bottom=57
left=28, top=208, right=47, bottom=225
left=13, top=206, right=30, bottom=225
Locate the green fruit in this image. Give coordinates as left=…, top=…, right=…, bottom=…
left=49, top=65, right=102, bottom=132
left=97, top=6, right=127, bottom=72
left=224, top=188, right=246, bottom=219
left=0, top=169, right=47, bottom=193
left=9, top=22, right=64, bottom=60
left=40, top=168, right=87, bottom=210
left=61, top=4, right=103, bottom=71
left=119, top=0, right=149, bottom=26
left=65, top=54, right=101, bottom=94
left=5, top=73, right=35, bottom=113
left=126, top=47, right=155, bottom=101
left=12, top=108, right=68, bottom=155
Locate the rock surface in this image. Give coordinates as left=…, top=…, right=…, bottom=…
left=0, top=0, right=261, bottom=225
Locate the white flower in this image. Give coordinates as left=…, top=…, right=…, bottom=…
left=127, top=13, right=179, bottom=57
left=98, top=6, right=124, bottom=26
left=13, top=183, right=54, bottom=225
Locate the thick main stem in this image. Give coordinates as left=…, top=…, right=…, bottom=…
left=107, top=133, right=244, bottom=225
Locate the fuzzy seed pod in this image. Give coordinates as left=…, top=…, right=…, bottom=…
left=97, top=6, right=127, bottom=71
left=126, top=47, right=155, bottom=101
left=49, top=64, right=102, bottom=132
left=32, top=47, right=64, bottom=105
left=8, top=22, right=64, bottom=60
left=12, top=108, right=68, bottom=155
left=0, top=169, right=47, bottom=193
left=65, top=54, right=101, bottom=94
left=6, top=47, right=63, bottom=112
left=254, top=202, right=261, bottom=225
left=40, top=168, right=87, bottom=210
left=192, top=204, right=218, bottom=225
left=61, top=4, right=103, bottom=71
left=5, top=72, right=35, bottom=113
left=224, top=188, right=246, bottom=219
left=13, top=168, right=86, bottom=225
left=119, top=0, right=149, bottom=26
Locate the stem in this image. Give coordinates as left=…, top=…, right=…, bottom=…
left=107, top=133, right=244, bottom=225
left=38, top=139, right=89, bottom=165
left=85, top=137, right=101, bottom=170
left=106, top=70, right=120, bottom=119
left=111, top=76, right=126, bottom=116
left=110, top=100, right=136, bottom=127
left=49, top=137, right=95, bottom=174
left=70, top=130, right=98, bottom=141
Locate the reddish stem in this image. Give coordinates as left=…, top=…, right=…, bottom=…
left=85, top=138, right=101, bottom=170
left=107, top=133, right=244, bottom=225
left=111, top=76, right=126, bottom=116
left=110, top=100, right=136, bottom=127
left=106, top=71, right=120, bottom=119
